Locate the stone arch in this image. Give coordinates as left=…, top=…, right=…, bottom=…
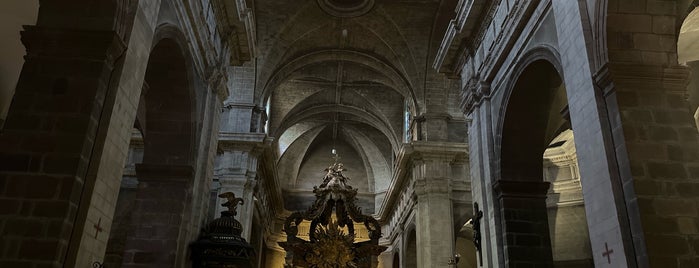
left=599, top=1, right=699, bottom=266
left=681, top=0, right=699, bottom=26
left=140, top=37, right=195, bottom=165
left=495, top=45, right=563, bottom=170
left=494, top=56, right=567, bottom=267
left=258, top=49, right=418, bottom=113
left=254, top=2, right=422, bottom=105
left=274, top=105, right=400, bottom=152
left=113, top=28, right=200, bottom=267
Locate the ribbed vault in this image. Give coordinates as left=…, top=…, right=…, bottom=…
left=258, top=0, right=455, bottom=212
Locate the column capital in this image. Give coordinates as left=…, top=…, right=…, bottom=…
left=217, top=132, right=272, bottom=154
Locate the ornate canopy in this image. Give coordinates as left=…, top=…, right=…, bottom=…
left=280, top=157, right=386, bottom=267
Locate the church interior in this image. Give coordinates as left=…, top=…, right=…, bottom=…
left=1, top=0, right=699, bottom=267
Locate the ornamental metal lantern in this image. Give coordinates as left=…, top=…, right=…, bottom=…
left=190, top=192, right=255, bottom=268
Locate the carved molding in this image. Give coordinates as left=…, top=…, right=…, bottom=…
left=212, top=0, right=256, bottom=66
left=217, top=132, right=273, bottom=153
left=433, top=0, right=491, bottom=76
left=376, top=141, right=468, bottom=223
left=606, top=63, right=691, bottom=94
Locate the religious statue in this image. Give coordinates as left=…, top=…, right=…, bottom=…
left=472, top=202, right=484, bottom=266
left=219, top=192, right=244, bottom=216
left=319, top=161, right=351, bottom=189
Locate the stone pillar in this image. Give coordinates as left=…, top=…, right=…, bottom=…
left=121, top=164, right=193, bottom=268
left=493, top=180, right=553, bottom=268
left=214, top=133, right=270, bottom=240
left=604, top=63, right=699, bottom=267
left=0, top=26, right=125, bottom=267
left=462, top=78, right=503, bottom=268
left=411, top=149, right=457, bottom=268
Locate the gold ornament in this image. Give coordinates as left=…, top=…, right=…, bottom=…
left=304, top=221, right=357, bottom=268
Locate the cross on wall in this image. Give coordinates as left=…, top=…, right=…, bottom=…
left=602, top=242, right=614, bottom=264
left=93, top=218, right=103, bottom=239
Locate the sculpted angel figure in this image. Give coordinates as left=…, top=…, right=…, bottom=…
left=319, top=162, right=350, bottom=188
left=219, top=192, right=244, bottom=216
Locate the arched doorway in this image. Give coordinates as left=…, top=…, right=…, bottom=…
left=105, top=36, right=196, bottom=267
left=497, top=58, right=592, bottom=267
left=405, top=228, right=417, bottom=268
left=543, top=130, right=593, bottom=267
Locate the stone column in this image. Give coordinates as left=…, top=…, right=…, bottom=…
left=493, top=180, right=553, bottom=268
left=0, top=26, right=125, bottom=267
left=122, top=164, right=194, bottom=267
left=410, top=145, right=463, bottom=268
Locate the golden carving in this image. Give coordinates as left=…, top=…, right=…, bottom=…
left=304, top=221, right=357, bottom=268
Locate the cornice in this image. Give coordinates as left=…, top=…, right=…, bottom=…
left=211, top=0, right=256, bottom=66
left=217, top=132, right=273, bottom=152
left=433, top=0, right=491, bottom=77
left=375, top=141, right=468, bottom=223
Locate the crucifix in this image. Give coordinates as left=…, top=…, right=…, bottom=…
left=93, top=218, right=103, bottom=239
left=472, top=202, right=484, bottom=266
left=602, top=242, right=614, bottom=264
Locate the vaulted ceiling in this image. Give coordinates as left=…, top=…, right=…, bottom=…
left=254, top=0, right=457, bottom=211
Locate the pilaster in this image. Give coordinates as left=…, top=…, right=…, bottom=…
left=407, top=142, right=468, bottom=268
left=214, top=132, right=271, bottom=240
